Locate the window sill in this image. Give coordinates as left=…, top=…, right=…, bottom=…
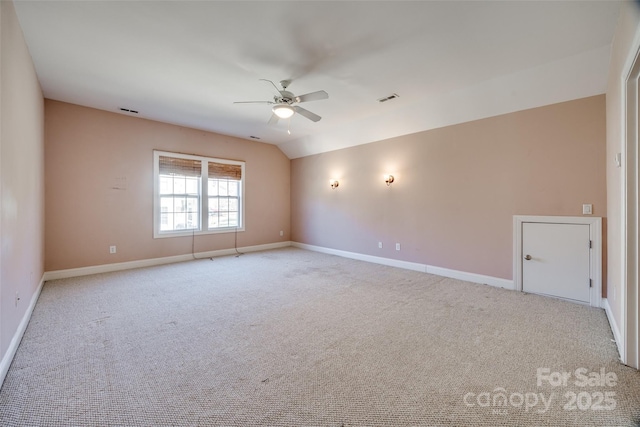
left=154, top=227, right=245, bottom=239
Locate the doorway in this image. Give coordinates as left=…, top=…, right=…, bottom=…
left=514, top=215, right=602, bottom=308
left=623, top=36, right=640, bottom=369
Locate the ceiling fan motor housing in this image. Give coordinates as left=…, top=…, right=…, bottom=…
left=276, top=91, right=296, bottom=105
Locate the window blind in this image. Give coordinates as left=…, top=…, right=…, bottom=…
left=208, top=162, right=242, bottom=180
left=159, top=156, right=201, bottom=177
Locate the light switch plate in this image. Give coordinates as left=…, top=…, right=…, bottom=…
left=582, top=204, right=593, bottom=215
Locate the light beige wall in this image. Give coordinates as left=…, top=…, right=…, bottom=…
left=605, top=3, right=640, bottom=333
left=0, top=1, right=45, bottom=360
left=292, top=96, right=606, bottom=285
left=45, top=100, right=290, bottom=271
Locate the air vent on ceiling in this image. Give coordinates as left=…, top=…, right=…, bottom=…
left=249, top=136, right=261, bottom=140
left=119, top=108, right=139, bottom=114
left=377, top=93, right=399, bottom=103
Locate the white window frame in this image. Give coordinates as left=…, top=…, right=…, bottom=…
left=153, top=150, right=245, bottom=238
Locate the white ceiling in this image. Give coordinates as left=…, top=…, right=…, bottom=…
left=14, top=1, right=622, bottom=159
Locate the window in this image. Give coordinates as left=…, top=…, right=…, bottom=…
left=153, top=151, right=244, bottom=238
left=208, top=161, right=242, bottom=228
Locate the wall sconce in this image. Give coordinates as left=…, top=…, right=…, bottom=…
left=384, top=175, right=395, bottom=186
left=330, top=179, right=339, bottom=189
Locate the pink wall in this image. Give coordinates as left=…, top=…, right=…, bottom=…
left=45, top=100, right=290, bottom=271
left=292, top=96, right=606, bottom=286
left=0, top=0, right=45, bottom=362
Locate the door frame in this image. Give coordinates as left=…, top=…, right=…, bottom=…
left=621, top=27, right=640, bottom=369
left=513, top=215, right=602, bottom=308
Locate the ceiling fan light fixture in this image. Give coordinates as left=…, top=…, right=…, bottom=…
left=273, top=104, right=294, bottom=119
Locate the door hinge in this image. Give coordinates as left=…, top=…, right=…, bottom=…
left=589, top=279, right=592, bottom=288
left=589, top=240, right=592, bottom=249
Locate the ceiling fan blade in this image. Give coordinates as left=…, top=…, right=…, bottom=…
left=267, top=113, right=279, bottom=125
left=293, top=106, right=321, bottom=122
left=233, top=100, right=274, bottom=104
left=259, top=79, right=284, bottom=96
left=295, top=90, right=329, bottom=103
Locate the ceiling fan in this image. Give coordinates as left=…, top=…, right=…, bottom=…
left=234, top=79, right=328, bottom=124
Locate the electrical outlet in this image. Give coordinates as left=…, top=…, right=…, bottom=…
left=378, top=242, right=383, bottom=249
left=396, top=243, right=401, bottom=251
left=109, top=245, right=117, bottom=254
left=280, top=230, right=284, bottom=237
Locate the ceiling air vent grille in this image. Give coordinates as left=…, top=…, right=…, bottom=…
left=119, top=108, right=139, bottom=114
left=378, top=93, right=399, bottom=103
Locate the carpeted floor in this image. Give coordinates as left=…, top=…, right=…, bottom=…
left=0, top=247, right=638, bottom=426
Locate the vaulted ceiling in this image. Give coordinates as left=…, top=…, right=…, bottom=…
left=14, top=1, right=622, bottom=158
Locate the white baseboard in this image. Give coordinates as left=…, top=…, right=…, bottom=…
left=43, top=241, right=292, bottom=281
left=292, top=242, right=514, bottom=289
left=426, top=265, right=514, bottom=290
left=602, top=298, right=624, bottom=361
left=0, top=275, right=45, bottom=388
left=292, top=242, right=427, bottom=272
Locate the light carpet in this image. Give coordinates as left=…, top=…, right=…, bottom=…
left=0, top=247, right=638, bottom=426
